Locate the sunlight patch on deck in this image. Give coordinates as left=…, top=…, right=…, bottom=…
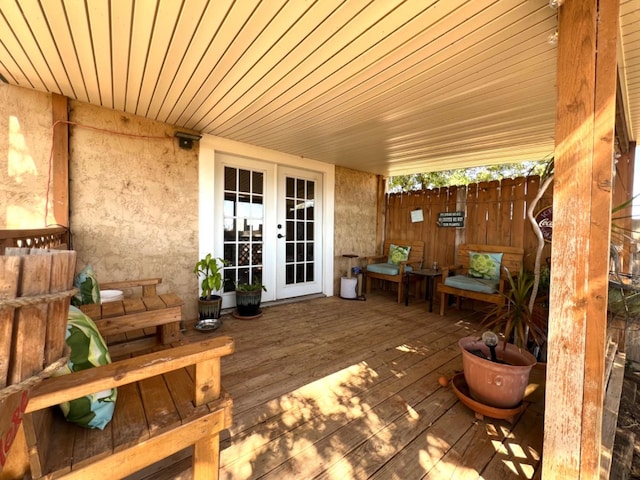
left=221, top=361, right=383, bottom=478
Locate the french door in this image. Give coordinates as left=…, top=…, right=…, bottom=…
left=215, top=155, right=322, bottom=307
left=275, top=167, right=323, bottom=299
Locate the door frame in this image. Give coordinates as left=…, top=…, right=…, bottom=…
left=198, top=135, right=335, bottom=304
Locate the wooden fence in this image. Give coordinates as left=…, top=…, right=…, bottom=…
left=384, top=176, right=553, bottom=271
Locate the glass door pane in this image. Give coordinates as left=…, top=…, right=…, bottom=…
left=222, top=166, right=264, bottom=292
left=284, top=175, right=315, bottom=285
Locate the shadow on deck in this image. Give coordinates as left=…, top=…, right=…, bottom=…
left=132, top=292, right=544, bottom=480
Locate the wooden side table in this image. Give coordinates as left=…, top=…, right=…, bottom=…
left=405, top=269, right=443, bottom=312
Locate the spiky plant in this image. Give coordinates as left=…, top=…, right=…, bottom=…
left=482, top=268, right=546, bottom=351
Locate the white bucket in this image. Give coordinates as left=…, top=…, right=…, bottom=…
left=100, top=289, right=124, bottom=303
left=340, top=277, right=358, bottom=299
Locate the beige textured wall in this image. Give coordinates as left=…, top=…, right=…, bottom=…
left=333, top=166, right=379, bottom=293
left=68, top=102, right=200, bottom=320
left=0, top=83, right=53, bottom=228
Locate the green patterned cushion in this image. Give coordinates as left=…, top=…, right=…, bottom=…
left=72, top=264, right=101, bottom=306
left=53, top=306, right=117, bottom=430
left=388, top=244, right=411, bottom=265
left=468, top=251, right=503, bottom=281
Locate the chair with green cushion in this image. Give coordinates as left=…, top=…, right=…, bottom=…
left=437, top=244, right=524, bottom=315
left=365, top=240, right=424, bottom=303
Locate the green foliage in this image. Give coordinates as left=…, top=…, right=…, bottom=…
left=388, top=161, right=549, bottom=192
left=610, top=193, right=640, bottom=259
left=194, top=253, right=226, bottom=299
left=482, top=268, right=546, bottom=350
left=235, top=282, right=267, bottom=292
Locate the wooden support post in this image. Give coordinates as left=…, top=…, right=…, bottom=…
left=50, top=93, right=68, bottom=228
left=543, top=0, right=619, bottom=478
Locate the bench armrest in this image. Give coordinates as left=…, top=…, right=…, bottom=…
left=26, top=337, right=234, bottom=413
left=407, top=260, right=423, bottom=269
left=441, top=264, right=463, bottom=278
left=366, top=255, right=387, bottom=265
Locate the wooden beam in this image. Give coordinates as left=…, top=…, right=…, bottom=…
left=543, top=0, right=619, bottom=478
left=50, top=94, right=68, bottom=227
left=587, top=1, right=620, bottom=476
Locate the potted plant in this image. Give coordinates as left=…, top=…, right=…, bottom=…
left=193, top=253, right=226, bottom=329
left=458, top=269, right=542, bottom=409
left=234, top=281, right=267, bottom=318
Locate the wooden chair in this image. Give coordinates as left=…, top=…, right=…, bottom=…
left=15, top=337, right=234, bottom=480
left=437, top=244, right=524, bottom=315
left=365, top=240, right=424, bottom=303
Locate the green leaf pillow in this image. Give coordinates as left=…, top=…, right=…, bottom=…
left=53, top=306, right=117, bottom=430
left=468, top=252, right=503, bottom=281
left=72, top=264, right=101, bottom=306
left=388, top=244, right=411, bottom=265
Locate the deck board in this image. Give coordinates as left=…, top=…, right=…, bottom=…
left=132, top=293, right=544, bottom=480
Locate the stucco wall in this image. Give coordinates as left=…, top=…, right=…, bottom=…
left=68, top=102, right=200, bottom=320
left=333, top=166, right=379, bottom=294
left=0, top=83, right=53, bottom=228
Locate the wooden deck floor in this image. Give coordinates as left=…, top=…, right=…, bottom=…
left=137, top=292, right=545, bottom=480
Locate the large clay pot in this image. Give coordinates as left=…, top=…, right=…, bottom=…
left=459, top=336, right=536, bottom=409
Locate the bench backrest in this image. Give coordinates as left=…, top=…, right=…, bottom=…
left=381, top=240, right=425, bottom=267
left=457, top=244, right=524, bottom=279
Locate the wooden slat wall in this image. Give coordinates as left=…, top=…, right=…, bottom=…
left=384, top=175, right=554, bottom=270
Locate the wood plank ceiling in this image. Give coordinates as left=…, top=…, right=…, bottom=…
left=0, top=0, right=639, bottom=176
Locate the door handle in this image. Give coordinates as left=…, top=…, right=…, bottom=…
left=277, top=234, right=285, bottom=239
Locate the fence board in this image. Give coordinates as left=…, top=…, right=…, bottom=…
left=511, top=176, right=528, bottom=250
left=498, top=178, right=516, bottom=246
left=433, top=188, right=448, bottom=266
left=467, top=184, right=482, bottom=244
left=485, top=180, right=500, bottom=246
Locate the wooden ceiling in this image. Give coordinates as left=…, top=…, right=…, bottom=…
left=1, top=0, right=639, bottom=176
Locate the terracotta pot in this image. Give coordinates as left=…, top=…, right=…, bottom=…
left=459, top=336, right=537, bottom=409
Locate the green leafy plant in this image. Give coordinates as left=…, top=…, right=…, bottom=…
left=482, top=268, right=546, bottom=351
left=193, top=254, right=226, bottom=299
left=235, top=281, right=267, bottom=292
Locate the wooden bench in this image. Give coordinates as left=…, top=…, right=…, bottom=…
left=80, top=278, right=184, bottom=357
left=16, top=337, right=234, bottom=480
left=437, top=244, right=524, bottom=315
left=365, top=240, right=424, bottom=303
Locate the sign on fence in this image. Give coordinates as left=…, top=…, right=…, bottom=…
left=437, top=211, right=465, bottom=227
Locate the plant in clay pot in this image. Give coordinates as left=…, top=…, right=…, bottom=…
left=459, top=268, right=543, bottom=409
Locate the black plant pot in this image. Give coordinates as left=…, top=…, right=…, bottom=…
left=235, top=290, right=262, bottom=316
left=198, top=295, right=222, bottom=320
